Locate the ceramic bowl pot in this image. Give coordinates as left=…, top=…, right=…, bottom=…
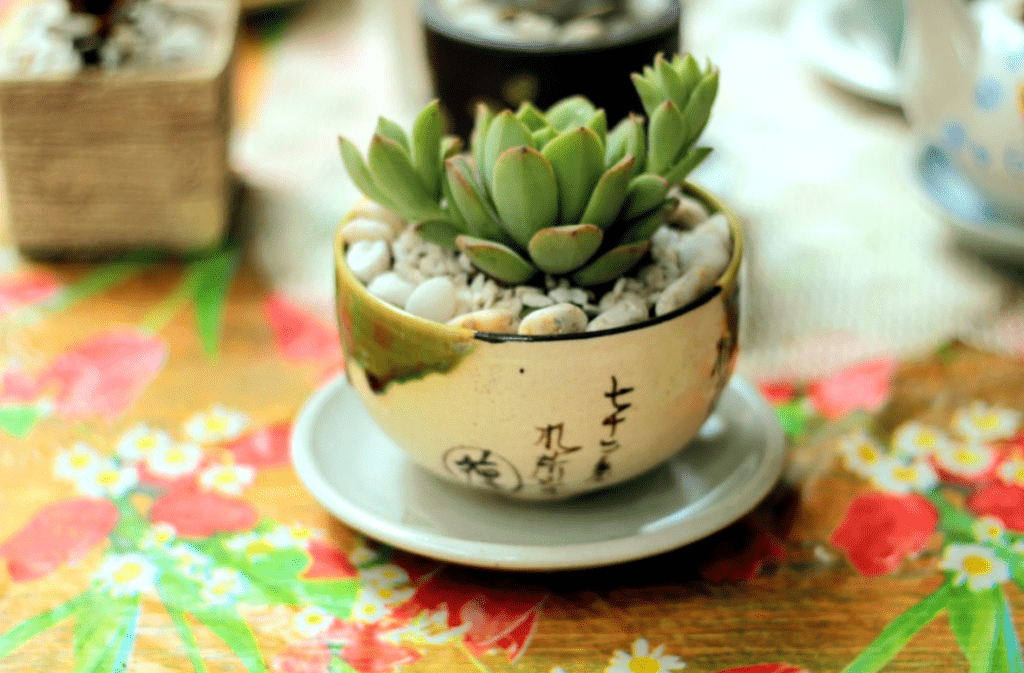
left=419, top=0, right=681, bottom=138
left=334, top=184, right=742, bottom=500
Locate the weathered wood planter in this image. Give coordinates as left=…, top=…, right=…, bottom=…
left=0, top=0, right=238, bottom=255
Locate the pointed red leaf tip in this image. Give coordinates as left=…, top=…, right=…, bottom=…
left=225, top=422, right=292, bottom=469
left=807, top=359, right=896, bottom=419
left=0, top=269, right=60, bottom=315
left=264, top=292, right=342, bottom=362
left=149, top=485, right=258, bottom=538
left=967, top=484, right=1024, bottom=532
left=43, top=329, right=167, bottom=421
left=302, top=539, right=357, bottom=580
left=830, top=492, right=938, bottom=576
left=715, top=665, right=810, bottom=673
left=0, top=498, right=119, bottom=581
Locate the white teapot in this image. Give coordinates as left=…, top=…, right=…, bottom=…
left=900, top=0, right=1024, bottom=222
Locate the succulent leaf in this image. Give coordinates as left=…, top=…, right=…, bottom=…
left=541, top=126, right=605, bottom=224
left=515, top=101, right=549, bottom=132
left=648, top=101, right=689, bottom=176
left=570, top=240, right=650, bottom=286
left=545, top=96, right=597, bottom=131
left=375, top=117, right=410, bottom=153
left=605, top=114, right=646, bottom=176
left=622, top=174, right=671, bottom=221
left=416, top=218, right=464, bottom=248
left=492, top=146, right=560, bottom=249
left=531, top=126, right=558, bottom=148
left=580, top=155, right=636, bottom=230
left=484, top=111, right=533, bottom=189
left=663, top=147, right=712, bottom=185
left=528, top=224, right=603, bottom=275
left=682, top=69, right=719, bottom=147
left=676, top=53, right=702, bottom=94
left=456, top=235, right=537, bottom=285
left=586, top=109, right=607, bottom=150
left=654, top=53, right=691, bottom=111
left=445, top=157, right=515, bottom=246
left=471, top=104, right=495, bottom=180
left=367, top=134, right=444, bottom=222
left=630, top=73, right=663, bottom=119
left=620, top=201, right=676, bottom=244
left=339, top=136, right=397, bottom=211
left=413, top=101, right=444, bottom=198
left=441, top=135, right=464, bottom=160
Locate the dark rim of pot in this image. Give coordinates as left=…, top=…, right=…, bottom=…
left=419, top=0, right=682, bottom=54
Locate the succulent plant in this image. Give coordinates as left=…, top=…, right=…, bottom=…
left=338, top=52, right=718, bottom=287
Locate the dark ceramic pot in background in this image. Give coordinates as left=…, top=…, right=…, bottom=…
left=420, top=0, right=682, bottom=138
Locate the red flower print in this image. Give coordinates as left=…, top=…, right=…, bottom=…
left=265, top=293, right=342, bottom=373
left=758, top=382, right=799, bottom=406
left=272, top=642, right=331, bottom=673
left=0, top=270, right=60, bottom=315
left=0, top=498, right=118, bottom=581
left=226, top=423, right=292, bottom=469
left=807, top=359, right=896, bottom=419
left=716, top=665, right=809, bottom=673
left=44, top=329, right=167, bottom=421
left=967, top=484, right=1024, bottom=532
left=302, top=540, right=357, bottom=580
left=830, top=492, right=938, bottom=576
left=0, top=369, right=44, bottom=404
left=149, top=484, right=258, bottom=537
left=323, top=621, right=419, bottom=673
left=389, top=570, right=546, bottom=662
left=698, top=517, right=786, bottom=583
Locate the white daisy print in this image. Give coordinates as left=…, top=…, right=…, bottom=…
left=116, top=424, right=172, bottom=461
left=350, top=591, right=391, bottom=623
left=607, top=638, right=686, bottom=673
left=168, top=544, right=213, bottom=578
left=54, top=442, right=103, bottom=481
left=973, top=516, right=1006, bottom=544
left=892, top=422, right=950, bottom=458
left=198, top=462, right=256, bottom=496
left=76, top=461, right=138, bottom=499
left=349, top=545, right=378, bottom=566
left=360, top=564, right=409, bottom=589
left=140, top=523, right=177, bottom=549
left=146, top=442, right=204, bottom=479
left=952, top=402, right=1022, bottom=441
left=934, top=442, right=997, bottom=478
left=185, top=405, right=249, bottom=443
left=997, top=452, right=1024, bottom=486
left=225, top=532, right=277, bottom=559
left=1012, top=540, right=1024, bottom=555
left=200, top=568, right=248, bottom=606
left=379, top=610, right=468, bottom=646
left=94, top=553, right=159, bottom=597
left=292, top=606, right=335, bottom=638
left=941, top=544, right=1011, bottom=591
left=263, top=524, right=323, bottom=550
left=840, top=432, right=886, bottom=477
left=869, top=457, right=939, bottom=493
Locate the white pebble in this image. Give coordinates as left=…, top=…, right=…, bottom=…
left=558, top=17, right=604, bottom=43
left=405, top=277, right=458, bottom=323
left=522, top=290, right=554, bottom=308
left=668, top=195, right=711, bottom=229
left=341, top=217, right=393, bottom=244
left=518, top=303, right=588, bottom=336
left=674, top=232, right=728, bottom=273
left=587, top=295, right=649, bottom=331
left=347, top=197, right=405, bottom=236
left=654, top=255, right=728, bottom=316
left=692, top=213, right=733, bottom=250
left=346, top=240, right=391, bottom=284
left=511, top=11, right=559, bottom=43
left=367, top=272, right=416, bottom=307
left=448, top=308, right=519, bottom=333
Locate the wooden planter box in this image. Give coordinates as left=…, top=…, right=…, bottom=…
left=0, top=0, right=238, bottom=255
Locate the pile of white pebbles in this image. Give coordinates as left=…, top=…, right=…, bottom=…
left=342, top=189, right=733, bottom=336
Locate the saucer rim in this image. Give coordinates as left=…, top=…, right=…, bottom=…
left=790, top=0, right=902, bottom=107
left=290, top=375, right=786, bottom=571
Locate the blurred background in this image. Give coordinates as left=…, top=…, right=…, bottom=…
left=5, top=0, right=1024, bottom=378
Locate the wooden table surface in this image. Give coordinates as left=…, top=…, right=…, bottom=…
left=1, top=7, right=1024, bottom=673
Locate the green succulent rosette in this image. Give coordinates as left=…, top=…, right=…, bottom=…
left=338, top=53, right=719, bottom=287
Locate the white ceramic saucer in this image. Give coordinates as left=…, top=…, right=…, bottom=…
left=790, top=0, right=903, bottom=106
left=290, top=375, right=786, bottom=571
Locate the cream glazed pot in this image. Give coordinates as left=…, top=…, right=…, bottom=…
left=334, top=184, right=743, bottom=500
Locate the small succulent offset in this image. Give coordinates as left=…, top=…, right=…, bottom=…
left=338, top=52, right=718, bottom=287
